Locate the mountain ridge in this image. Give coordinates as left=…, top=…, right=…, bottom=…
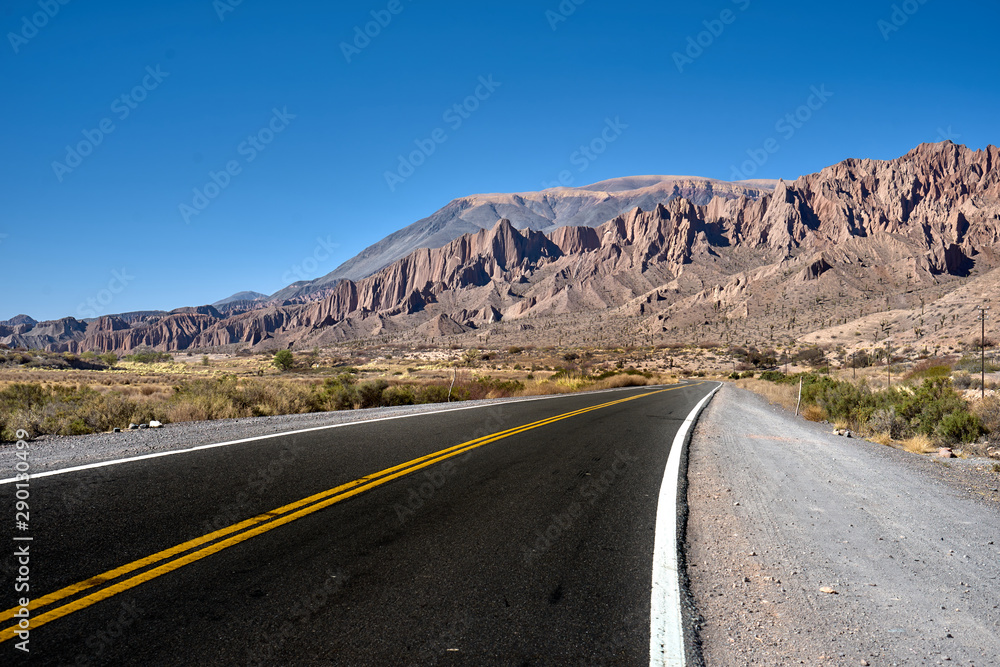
left=268, top=175, right=778, bottom=301
left=5, top=142, right=999, bottom=356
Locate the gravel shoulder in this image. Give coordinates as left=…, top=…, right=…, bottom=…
left=685, top=384, right=1000, bottom=666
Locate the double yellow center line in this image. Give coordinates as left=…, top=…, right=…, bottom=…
left=0, top=385, right=685, bottom=642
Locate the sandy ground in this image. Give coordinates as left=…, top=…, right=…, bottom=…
left=685, top=385, right=1000, bottom=666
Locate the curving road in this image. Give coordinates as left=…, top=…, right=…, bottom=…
left=1, top=382, right=718, bottom=665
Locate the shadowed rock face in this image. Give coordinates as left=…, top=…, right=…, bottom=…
left=8, top=142, right=1000, bottom=354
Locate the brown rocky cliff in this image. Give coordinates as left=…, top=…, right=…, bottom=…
left=19, top=141, right=1000, bottom=353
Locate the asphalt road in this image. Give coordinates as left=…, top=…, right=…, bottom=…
left=0, top=382, right=717, bottom=666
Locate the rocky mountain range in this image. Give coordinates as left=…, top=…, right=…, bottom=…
left=4, top=142, right=999, bottom=356
left=268, top=175, right=777, bottom=300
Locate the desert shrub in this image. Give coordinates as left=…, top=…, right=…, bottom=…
left=972, top=396, right=1000, bottom=440
left=952, top=372, right=972, bottom=389
left=417, top=384, right=451, bottom=404
left=325, top=385, right=357, bottom=410
left=729, top=372, right=741, bottom=380
left=124, top=348, right=172, bottom=364
left=867, top=407, right=907, bottom=440
left=356, top=380, right=389, bottom=408
left=383, top=385, right=416, bottom=406
left=508, top=346, right=523, bottom=354
left=739, top=371, right=755, bottom=379
left=273, top=349, right=294, bottom=371
left=906, top=363, right=952, bottom=381
left=99, top=353, right=119, bottom=368
left=954, top=355, right=1000, bottom=373
left=894, top=379, right=967, bottom=438
left=758, top=370, right=785, bottom=382
left=793, top=347, right=826, bottom=367
left=474, top=376, right=525, bottom=396
left=937, top=411, right=983, bottom=444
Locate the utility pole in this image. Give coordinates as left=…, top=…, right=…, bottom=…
left=888, top=340, right=893, bottom=388
left=879, top=320, right=893, bottom=389
left=978, top=306, right=989, bottom=400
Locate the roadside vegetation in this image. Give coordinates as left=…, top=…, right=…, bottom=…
left=735, top=362, right=1000, bottom=452
left=0, top=344, right=669, bottom=441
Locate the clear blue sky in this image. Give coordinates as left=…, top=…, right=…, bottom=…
left=3, top=0, right=998, bottom=322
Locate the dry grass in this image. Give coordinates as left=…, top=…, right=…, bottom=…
left=733, top=378, right=799, bottom=411
left=592, top=374, right=651, bottom=389
left=871, top=432, right=894, bottom=446
left=801, top=405, right=827, bottom=422
left=901, top=434, right=938, bottom=454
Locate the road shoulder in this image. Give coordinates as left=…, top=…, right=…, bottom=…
left=685, top=384, right=1000, bottom=666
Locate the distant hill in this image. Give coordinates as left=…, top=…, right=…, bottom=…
left=268, top=176, right=777, bottom=301
left=212, top=291, right=268, bottom=307
left=0, top=314, right=37, bottom=327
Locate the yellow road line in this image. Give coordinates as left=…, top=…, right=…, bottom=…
left=0, top=386, right=670, bottom=624
left=0, top=385, right=686, bottom=642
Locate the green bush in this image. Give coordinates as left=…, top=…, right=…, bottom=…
left=273, top=350, right=294, bottom=371
left=758, top=370, right=785, bottom=382
left=383, top=385, right=416, bottom=406
left=954, top=355, right=1000, bottom=373
left=908, top=364, right=951, bottom=381
left=474, top=376, right=525, bottom=395
left=356, top=380, right=389, bottom=408
left=124, top=349, right=172, bottom=364
left=937, top=411, right=984, bottom=444
left=417, top=385, right=451, bottom=404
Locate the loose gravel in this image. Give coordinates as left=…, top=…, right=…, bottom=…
left=685, top=384, right=1000, bottom=666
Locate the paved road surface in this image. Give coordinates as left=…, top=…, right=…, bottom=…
left=1, top=382, right=716, bottom=665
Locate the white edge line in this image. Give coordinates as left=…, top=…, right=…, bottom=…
left=650, top=381, right=721, bottom=667
left=0, top=382, right=693, bottom=486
